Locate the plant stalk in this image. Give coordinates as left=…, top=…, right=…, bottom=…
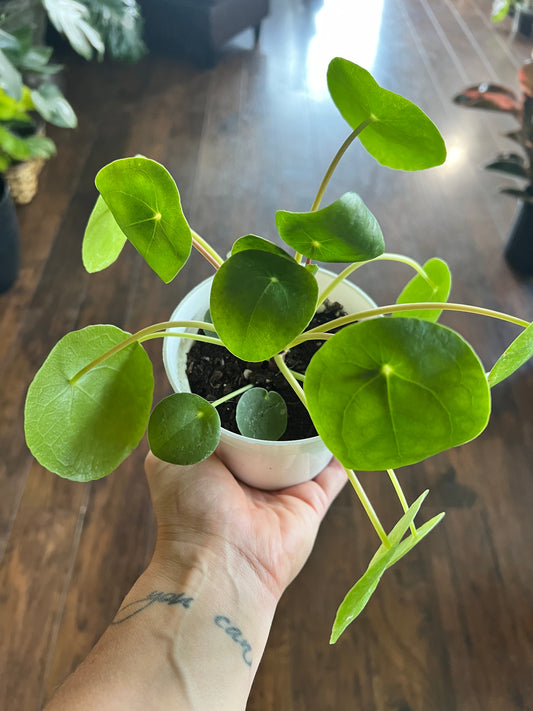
left=310, top=120, right=372, bottom=212
left=211, top=384, right=254, bottom=408
left=289, top=302, right=530, bottom=347
left=191, top=229, right=224, bottom=268
left=274, top=354, right=308, bottom=408
left=69, top=320, right=219, bottom=384
left=387, top=469, right=417, bottom=538
left=345, top=467, right=391, bottom=548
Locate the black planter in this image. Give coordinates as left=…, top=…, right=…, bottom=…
left=504, top=196, right=533, bottom=277
left=517, top=8, right=533, bottom=37
left=0, top=176, right=20, bottom=293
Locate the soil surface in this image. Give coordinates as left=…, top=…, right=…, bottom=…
left=186, top=301, right=346, bottom=440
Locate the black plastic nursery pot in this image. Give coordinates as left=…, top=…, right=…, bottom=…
left=0, top=176, right=20, bottom=294
left=517, top=8, right=533, bottom=36
left=504, top=193, right=533, bottom=277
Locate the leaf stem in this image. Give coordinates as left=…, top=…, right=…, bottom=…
left=289, top=302, right=530, bottom=347
left=317, top=253, right=431, bottom=307
left=274, top=353, right=308, bottom=408
left=212, top=383, right=254, bottom=408
left=310, top=120, right=372, bottom=212
left=387, top=469, right=417, bottom=538
left=191, top=229, right=224, bottom=269
left=69, top=320, right=219, bottom=384
left=344, top=467, right=391, bottom=548
left=139, top=332, right=224, bottom=347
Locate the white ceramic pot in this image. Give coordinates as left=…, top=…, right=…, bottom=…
left=163, top=268, right=376, bottom=490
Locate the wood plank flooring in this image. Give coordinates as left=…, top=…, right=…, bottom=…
left=1, top=1, right=532, bottom=709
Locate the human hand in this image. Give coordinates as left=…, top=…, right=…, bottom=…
left=144, top=451, right=347, bottom=602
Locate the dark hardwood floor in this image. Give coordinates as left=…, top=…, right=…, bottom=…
left=1, top=1, right=532, bottom=709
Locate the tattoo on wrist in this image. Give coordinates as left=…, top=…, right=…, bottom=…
left=214, top=616, right=253, bottom=667
left=112, top=591, right=194, bottom=624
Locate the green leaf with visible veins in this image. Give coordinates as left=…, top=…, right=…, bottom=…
left=95, top=156, right=192, bottom=283
left=210, top=250, right=318, bottom=361
left=148, top=393, right=221, bottom=465
left=231, top=234, right=293, bottom=260
left=82, top=195, right=127, bottom=272
left=304, top=318, right=491, bottom=470
left=327, top=57, right=446, bottom=170
left=276, top=192, right=384, bottom=263
left=236, top=388, right=288, bottom=440
left=24, top=325, right=154, bottom=481
left=394, top=258, right=451, bottom=322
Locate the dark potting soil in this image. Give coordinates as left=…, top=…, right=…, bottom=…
left=186, top=301, right=346, bottom=440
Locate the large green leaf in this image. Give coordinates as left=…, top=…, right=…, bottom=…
left=235, top=387, right=288, bottom=440
left=43, top=0, right=105, bottom=60
left=148, top=393, right=220, bottom=465
left=24, top=325, right=154, bottom=481
left=210, top=250, right=318, bottom=361
left=30, top=83, right=77, bottom=129
left=327, top=58, right=446, bottom=170
left=304, top=318, right=491, bottom=470
left=394, top=258, right=451, bottom=322
left=330, top=491, right=430, bottom=643
left=276, top=192, right=385, bottom=263
left=488, top=321, right=533, bottom=387
left=82, top=195, right=128, bottom=272
left=95, top=156, right=192, bottom=283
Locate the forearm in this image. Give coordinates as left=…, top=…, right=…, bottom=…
left=45, top=544, right=278, bottom=711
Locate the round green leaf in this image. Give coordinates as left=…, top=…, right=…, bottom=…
left=231, top=234, right=293, bottom=260
left=394, top=258, right=451, bottom=322
left=488, top=321, right=533, bottom=387
left=148, top=393, right=220, bottom=465
left=236, top=388, right=288, bottom=441
left=276, top=192, right=384, bottom=263
left=210, top=250, right=319, bottom=361
left=24, top=325, right=154, bottom=481
left=304, top=318, right=491, bottom=470
left=82, top=195, right=127, bottom=273
left=95, top=156, right=192, bottom=283
left=327, top=58, right=446, bottom=170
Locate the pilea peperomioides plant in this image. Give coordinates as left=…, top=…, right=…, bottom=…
left=24, top=58, right=533, bottom=643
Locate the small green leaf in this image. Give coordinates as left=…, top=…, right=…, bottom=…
left=330, top=491, right=429, bottom=643
left=95, top=156, right=192, bottom=283
left=491, top=0, right=511, bottom=21
left=210, top=250, right=318, bottom=361
left=24, top=325, right=154, bottom=481
left=386, top=512, right=445, bottom=567
left=0, top=48, right=22, bottom=99
left=236, top=388, right=288, bottom=440
left=148, top=393, right=220, bottom=465
left=30, top=83, right=77, bottom=128
left=394, top=258, right=451, bottom=322
left=488, top=321, right=533, bottom=387
left=305, top=318, right=491, bottom=470
left=276, top=193, right=385, bottom=263
left=232, top=234, right=293, bottom=260
left=82, top=195, right=127, bottom=273
left=327, top=58, right=446, bottom=171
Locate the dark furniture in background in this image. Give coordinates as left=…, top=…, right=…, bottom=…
left=139, top=0, right=270, bottom=67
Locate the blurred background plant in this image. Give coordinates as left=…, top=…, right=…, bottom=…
left=453, top=59, right=533, bottom=204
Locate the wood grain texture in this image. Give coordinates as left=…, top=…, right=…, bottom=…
left=0, top=1, right=532, bottom=709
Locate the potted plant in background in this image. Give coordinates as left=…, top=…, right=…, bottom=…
left=24, top=57, right=533, bottom=644
left=0, top=0, right=146, bottom=63
left=453, top=59, right=533, bottom=276
left=0, top=26, right=77, bottom=203
left=491, top=0, right=533, bottom=35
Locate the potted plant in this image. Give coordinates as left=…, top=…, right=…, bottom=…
left=0, top=26, right=77, bottom=203
left=491, top=0, right=533, bottom=35
left=453, top=59, right=533, bottom=275
left=24, top=57, right=533, bottom=644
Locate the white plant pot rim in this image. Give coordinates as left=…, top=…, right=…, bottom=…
left=162, top=267, right=376, bottom=489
